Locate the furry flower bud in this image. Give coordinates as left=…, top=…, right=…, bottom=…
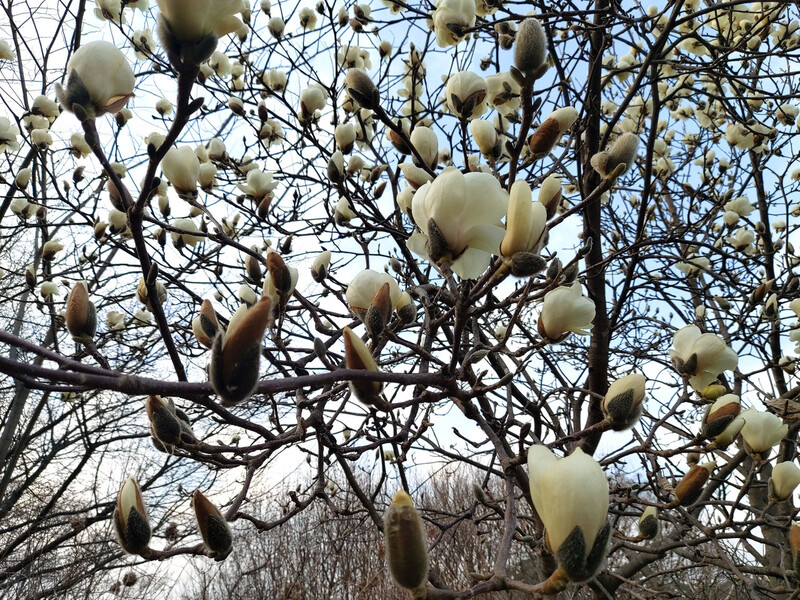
left=113, top=477, right=151, bottom=554
left=674, top=461, right=715, bottom=506
left=514, top=17, right=547, bottom=76
left=590, top=133, right=639, bottom=180
left=65, top=281, right=97, bottom=344
left=384, top=490, right=429, bottom=591
left=602, top=372, right=646, bottom=430
left=192, top=490, right=233, bottom=560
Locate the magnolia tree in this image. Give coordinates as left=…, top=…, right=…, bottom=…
left=1, top=0, right=800, bottom=597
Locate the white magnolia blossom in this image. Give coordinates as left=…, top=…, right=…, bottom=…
left=157, top=0, right=243, bottom=44
left=527, top=446, right=609, bottom=582
left=432, top=0, right=475, bottom=47
left=237, top=169, right=278, bottom=202
left=485, top=72, right=521, bottom=116
left=407, top=167, right=508, bottom=279
left=500, top=180, right=547, bottom=258
left=409, top=126, right=439, bottom=169
left=445, top=72, right=487, bottom=120
left=0, top=117, right=21, bottom=152
left=675, top=255, right=709, bottom=277
left=346, top=269, right=402, bottom=320
left=740, top=408, right=788, bottom=456
left=538, top=282, right=596, bottom=341
left=770, top=461, right=800, bottom=501
left=0, top=40, right=15, bottom=61
left=669, top=325, right=738, bottom=391
left=57, top=41, right=135, bottom=118
left=298, top=6, right=317, bottom=30
left=170, top=218, right=204, bottom=247
left=162, top=147, right=200, bottom=197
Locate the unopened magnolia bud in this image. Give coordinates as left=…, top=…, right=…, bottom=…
left=591, top=133, right=639, bottom=180
left=674, top=461, right=715, bottom=506
left=343, top=326, right=384, bottom=407
left=529, top=107, right=578, bottom=159
left=113, top=478, right=151, bottom=554
left=769, top=462, right=800, bottom=502
left=384, top=490, right=429, bottom=591
left=602, top=373, right=646, bottom=430
left=345, top=69, right=379, bottom=110
left=66, top=281, right=97, bottom=344
left=328, top=150, right=345, bottom=183
left=638, top=507, right=658, bottom=540
left=266, top=252, right=297, bottom=306
left=701, top=394, right=739, bottom=439
left=209, top=297, right=272, bottom=406
left=514, top=17, right=547, bottom=76
left=146, top=395, right=182, bottom=448
left=538, top=174, right=562, bottom=219
left=192, top=490, right=233, bottom=560
left=365, top=282, right=392, bottom=338
left=192, top=299, right=219, bottom=349
left=396, top=291, right=417, bottom=324
left=313, top=337, right=327, bottom=359
left=311, top=250, right=332, bottom=283
left=791, top=523, right=800, bottom=577
left=244, top=248, right=262, bottom=285
left=511, top=252, right=547, bottom=277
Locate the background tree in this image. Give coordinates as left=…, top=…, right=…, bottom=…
left=1, top=0, right=800, bottom=598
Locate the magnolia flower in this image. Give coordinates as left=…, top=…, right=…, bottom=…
left=527, top=446, right=609, bottom=582
left=106, top=310, right=126, bottom=331
left=264, top=252, right=298, bottom=307
left=740, top=408, right=787, bottom=457
left=432, top=0, right=475, bottom=47
left=170, top=218, right=204, bottom=248
left=161, top=146, right=200, bottom=197
left=470, top=120, right=498, bottom=158
left=538, top=282, right=595, bottom=342
left=538, top=174, right=563, bottom=219
left=70, top=133, right=91, bottom=158
left=42, top=240, right=64, bottom=261
left=409, top=126, right=438, bottom=169
left=192, top=299, right=219, bottom=348
left=408, top=167, right=507, bottom=279
left=343, top=326, right=385, bottom=406
left=66, top=282, right=96, bottom=344
left=299, top=85, right=327, bottom=119
left=95, top=0, right=125, bottom=24
left=113, top=477, right=151, bottom=554
left=602, top=372, right=646, bottom=430
left=445, top=72, right=487, bottom=120
left=209, top=297, right=272, bottom=406
left=590, top=133, right=639, bottom=179
left=31, top=95, right=59, bottom=121
left=335, top=123, right=357, bottom=154
left=669, top=325, right=738, bottom=391
left=298, top=6, right=317, bottom=29
left=156, top=0, right=243, bottom=66
left=638, top=506, right=658, bottom=540
left=192, top=491, right=233, bottom=560
left=262, top=69, right=287, bottom=93
left=675, top=255, right=709, bottom=277
left=500, top=180, right=547, bottom=276
left=528, top=107, right=578, bottom=159
left=0, top=117, right=20, bottom=152
left=769, top=462, right=800, bottom=502
left=56, top=41, right=135, bottom=119
left=31, top=129, right=53, bottom=148
left=131, top=29, right=156, bottom=59
left=0, top=40, right=15, bottom=61
left=384, top=491, right=428, bottom=591
left=485, top=72, right=521, bottom=116
left=674, top=461, right=715, bottom=506
left=238, top=169, right=278, bottom=205
left=40, top=281, right=60, bottom=299
left=311, top=250, right=332, bottom=283
left=268, top=16, right=285, bottom=39
left=347, top=269, right=401, bottom=334
left=702, top=394, right=740, bottom=439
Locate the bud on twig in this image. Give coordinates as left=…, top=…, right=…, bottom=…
left=384, top=490, right=429, bottom=592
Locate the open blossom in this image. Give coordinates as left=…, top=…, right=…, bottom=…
left=740, top=408, right=787, bottom=456
left=407, top=167, right=507, bottom=279
left=432, top=0, right=475, bottom=47
left=528, top=446, right=609, bottom=582
left=538, top=282, right=595, bottom=342
left=0, top=40, right=15, bottom=61
left=669, top=325, right=738, bottom=391
left=56, top=41, right=135, bottom=119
